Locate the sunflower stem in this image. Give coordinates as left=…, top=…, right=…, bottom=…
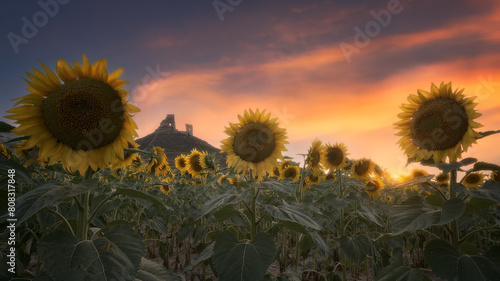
left=77, top=191, right=90, bottom=240
left=250, top=185, right=258, bottom=240
left=77, top=169, right=93, bottom=240
left=449, top=169, right=459, bottom=249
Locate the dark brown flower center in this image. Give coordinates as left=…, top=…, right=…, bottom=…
left=436, top=174, right=449, bottom=182
left=190, top=154, right=203, bottom=172
left=233, top=122, right=276, bottom=163
left=326, top=147, right=344, bottom=166
left=41, top=78, right=124, bottom=151
left=354, top=160, right=371, bottom=176
left=410, top=98, right=468, bottom=151
left=177, top=158, right=186, bottom=168
left=465, top=174, right=480, bottom=184
left=284, top=167, right=298, bottom=178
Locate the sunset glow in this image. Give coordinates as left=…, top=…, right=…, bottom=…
left=2, top=0, right=500, bottom=178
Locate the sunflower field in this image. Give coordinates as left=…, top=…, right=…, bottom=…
left=1, top=56, right=500, bottom=281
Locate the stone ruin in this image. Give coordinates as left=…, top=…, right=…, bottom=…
left=157, top=114, right=193, bottom=136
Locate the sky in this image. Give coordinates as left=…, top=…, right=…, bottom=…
left=1, top=0, right=500, bottom=178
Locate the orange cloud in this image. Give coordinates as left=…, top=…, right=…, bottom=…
left=130, top=4, right=500, bottom=175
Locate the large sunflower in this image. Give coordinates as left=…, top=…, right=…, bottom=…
left=6, top=54, right=140, bottom=175
left=395, top=82, right=482, bottom=163
left=307, top=139, right=324, bottom=171
left=322, top=142, right=348, bottom=171
left=221, top=109, right=288, bottom=180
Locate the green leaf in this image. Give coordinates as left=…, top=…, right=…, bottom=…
left=272, top=220, right=308, bottom=235
left=357, top=204, right=384, bottom=227
left=376, top=248, right=423, bottom=281
left=198, top=189, right=249, bottom=219
left=459, top=242, right=479, bottom=255
left=309, top=231, right=329, bottom=259
left=424, top=239, right=500, bottom=281
left=264, top=201, right=322, bottom=230
left=435, top=158, right=477, bottom=174
left=38, top=224, right=145, bottom=281
left=465, top=197, right=497, bottom=214
left=0, top=158, right=34, bottom=184
left=455, top=181, right=500, bottom=203
left=213, top=204, right=243, bottom=222
left=390, top=197, right=465, bottom=235
left=134, top=258, right=181, bottom=281
left=212, top=231, right=276, bottom=281
left=470, top=162, right=500, bottom=173
left=182, top=243, right=214, bottom=274
left=0, top=121, right=15, bottom=132
left=143, top=216, right=169, bottom=235
left=425, top=194, right=445, bottom=207
left=1, top=180, right=96, bottom=225
left=339, top=235, right=372, bottom=265
left=115, top=188, right=169, bottom=209
left=484, top=245, right=500, bottom=268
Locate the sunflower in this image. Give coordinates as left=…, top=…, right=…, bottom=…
left=217, top=173, right=229, bottom=185
left=129, top=154, right=143, bottom=172
left=279, top=165, right=301, bottom=182
left=411, top=169, right=429, bottom=178
left=200, top=152, right=217, bottom=171
left=322, top=142, right=348, bottom=171
left=186, top=148, right=205, bottom=177
left=175, top=154, right=188, bottom=171
left=307, top=139, right=324, bottom=171
left=159, top=185, right=172, bottom=195
left=435, top=172, right=450, bottom=185
left=462, top=172, right=485, bottom=189
left=395, top=82, right=482, bottom=163
left=343, top=158, right=353, bottom=171
left=364, top=178, right=384, bottom=199
left=112, top=142, right=139, bottom=169
left=0, top=142, right=11, bottom=159
left=491, top=171, right=500, bottom=182
left=147, top=147, right=170, bottom=176
left=6, top=54, right=140, bottom=175
left=325, top=172, right=336, bottom=182
left=228, top=176, right=239, bottom=187
left=279, top=160, right=292, bottom=173
left=374, top=164, right=384, bottom=178
left=352, top=158, right=375, bottom=180
left=271, top=166, right=281, bottom=178
left=305, top=170, right=322, bottom=185
left=221, top=108, right=288, bottom=180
